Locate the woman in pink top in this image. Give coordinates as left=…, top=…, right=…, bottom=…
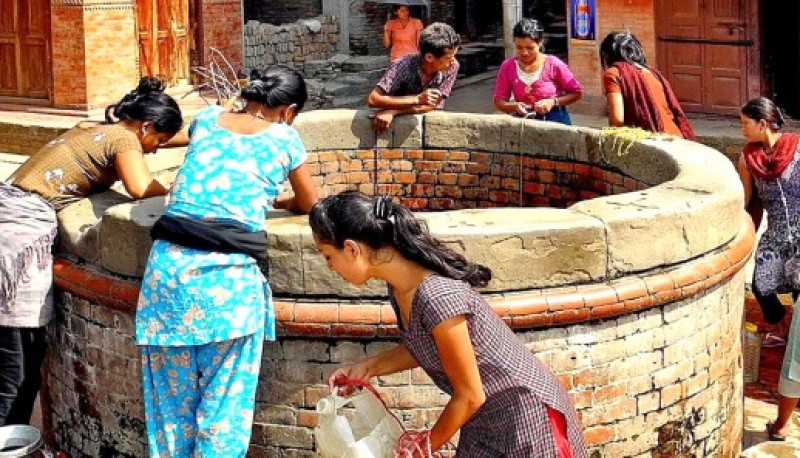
left=383, top=5, right=424, bottom=62
left=494, top=18, right=583, bottom=125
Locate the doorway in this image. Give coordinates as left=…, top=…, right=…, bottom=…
left=136, top=0, right=190, bottom=87
left=0, top=0, right=51, bottom=101
left=656, top=0, right=757, bottom=116
left=762, top=0, right=800, bottom=118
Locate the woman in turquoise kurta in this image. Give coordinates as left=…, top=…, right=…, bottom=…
left=135, top=66, right=317, bottom=457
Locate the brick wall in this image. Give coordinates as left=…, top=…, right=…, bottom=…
left=83, top=4, right=139, bottom=110
left=44, top=247, right=746, bottom=456
left=50, top=1, right=141, bottom=110
left=198, top=0, right=244, bottom=78
left=568, top=0, right=656, bottom=114
left=244, top=0, right=323, bottom=25
left=305, top=149, right=647, bottom=210
left=51, top=3, right=88, bottom=109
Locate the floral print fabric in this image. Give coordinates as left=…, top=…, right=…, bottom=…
left=135, top=106, right=307, bottom=346
left=141, top=331, right=263, bottom=457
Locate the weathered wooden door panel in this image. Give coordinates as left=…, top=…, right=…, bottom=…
left=19, top=0, right=49, bottom=97
left=0, top=0, right=17, bottom=94
left=0, top=0, right=50, bottom=99
left=666, top=44, right=703, bottom=112
left=657, top=0, right=753, bottom=115
left=137, top=0, right=189, bottom=86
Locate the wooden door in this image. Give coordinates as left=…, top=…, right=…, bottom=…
left=657, top=0, right=753, bottom=115
left=136, top=0, right=190, bottom=86
left=0, top=0, right=50, bottom=99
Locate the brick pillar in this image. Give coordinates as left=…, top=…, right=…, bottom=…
left=199, top=0, right=244, bottom=77
left=50, top=0, right=139, bottom=110
left=567, top=0, right=656, bottom=115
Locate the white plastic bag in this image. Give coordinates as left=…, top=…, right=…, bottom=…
left=314, top=385, right=403, bottom=458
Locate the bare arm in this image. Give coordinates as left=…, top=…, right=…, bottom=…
left=383, top=25, right=392, bottom=49
left=327, top=343, right=419, bottom=392
left=737, top=154, right=754, bottom=207
left=273, top=163, right=318, bottom=214
left=160, top=124, right=190, bottom=148
left=426, top=315, right=486, bottom=450
left=114, top=150, right=169, bottom=199
left=494, top=99, right=530, bottom=116
left=607, top=92, right=625, bottom=127
left=367, top=86, right=443, bottom=111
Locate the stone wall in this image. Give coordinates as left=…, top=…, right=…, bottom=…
left=244, top=0, right=323, bottom=25
left=243, top=16, right=340, bottom=75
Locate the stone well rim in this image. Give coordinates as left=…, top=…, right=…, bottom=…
left=56, top=110, right=744, bottom=297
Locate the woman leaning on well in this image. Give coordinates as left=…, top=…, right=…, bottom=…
left=0, top=76, right=185, bottom=427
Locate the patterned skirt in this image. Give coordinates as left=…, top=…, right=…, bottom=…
left=0, top=182, right=57, bottom=327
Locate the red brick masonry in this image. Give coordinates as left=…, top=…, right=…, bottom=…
left=53, top=216, right=754, bottom=339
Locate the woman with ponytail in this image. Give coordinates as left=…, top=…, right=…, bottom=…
left=310, top=191, right=587, bottom=457
left=0, top=77, right=183, bottom=428
left=135, top=65, right=317, bottom=457
left=737, top=97, right=800, bottom=441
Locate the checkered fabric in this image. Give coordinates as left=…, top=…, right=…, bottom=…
left=393, top=275, right=588, bottom=457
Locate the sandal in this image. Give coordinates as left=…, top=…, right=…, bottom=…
left=767, top=421, right=787, bottom=441
left=763, top=332, right=788, bottom=348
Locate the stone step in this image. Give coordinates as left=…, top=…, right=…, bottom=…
left=0, top=152, right=26, bottom=180
left=322, top=81, right=355, bottom=97
left=331, top=95, right=367, bottom=109
left=342, top=55, right=389, bottom=72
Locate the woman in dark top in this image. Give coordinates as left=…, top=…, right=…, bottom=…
left=310, top=191, right=587, bottom=457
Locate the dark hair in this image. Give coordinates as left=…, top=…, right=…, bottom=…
left=104, top=77, right=183, bottom=134
left=599, top=32, right=648, bottom=69
left=242, top=65, right=308, bottom=112
left=741, top=97, right=786, bottom=130
left=419, top=22, right=461, bottom=58
left=513, top=18, right=545, bottom=41
left=309, top=191, right=492, bottom=288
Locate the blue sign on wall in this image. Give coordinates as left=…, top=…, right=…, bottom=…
left=571, top=0, right=596, bottom=40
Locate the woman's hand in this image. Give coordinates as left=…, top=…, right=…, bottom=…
left=328, top=361, right=373, bottom=395
left=515, top=102, right=532, bottom=117
left=533, top=98, right=556, bottom=115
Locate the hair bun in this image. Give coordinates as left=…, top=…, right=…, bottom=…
left=135, top=76, right=166, bottom=96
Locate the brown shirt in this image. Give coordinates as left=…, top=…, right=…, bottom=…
left=9, top=124, right=141, bottom=211
left=603, top=66, right=682, bottom=137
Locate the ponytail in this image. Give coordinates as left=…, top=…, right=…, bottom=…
left=241, top=65, right=308, bottom=112
left=104, top=76, right=183, bottom=134
left=309, top=192, right=492, bottom=288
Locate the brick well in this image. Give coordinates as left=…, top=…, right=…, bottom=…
left=43, top=111, right=751, bottom=457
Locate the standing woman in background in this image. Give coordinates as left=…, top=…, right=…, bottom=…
left=0, top=77, right=184, bottom=427
left=737, top=97, right=800, bottom=441
left=135, top=65, right=318, bottom=457
left=599, top=31, right=695, bottom=139
left=493, top=18, right=583, bottom=125
left=383, top=4, right=424, bottom=62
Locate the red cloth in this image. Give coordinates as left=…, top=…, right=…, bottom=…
left=612, top=62, right=696, bottom=140
left=547, top=406, right=573, bottom=458
left=743, top=133, right=800, bottom=181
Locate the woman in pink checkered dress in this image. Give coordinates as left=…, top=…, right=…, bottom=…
left=310, top=191, right=587, bottom=457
